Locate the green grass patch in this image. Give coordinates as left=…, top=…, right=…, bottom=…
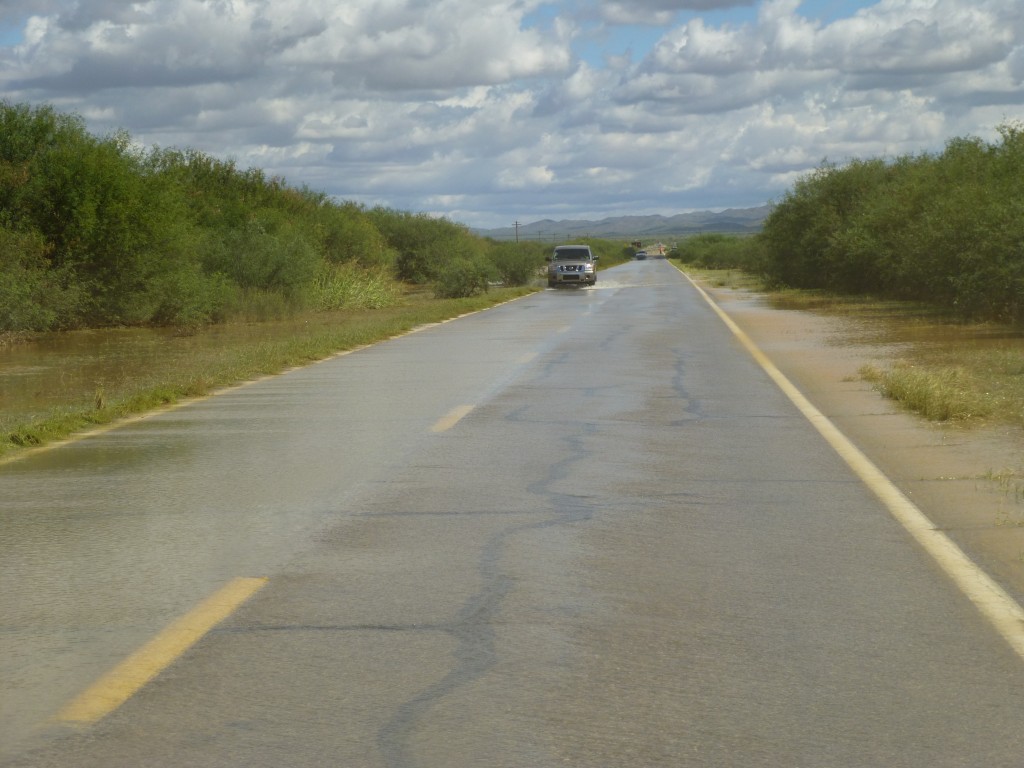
left=859, top=361, right=994, bottom=422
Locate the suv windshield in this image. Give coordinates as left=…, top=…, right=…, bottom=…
left=553, top=248, right=592, bottom=260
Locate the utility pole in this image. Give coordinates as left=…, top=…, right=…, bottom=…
left=514, top=221, right=520, bottom=244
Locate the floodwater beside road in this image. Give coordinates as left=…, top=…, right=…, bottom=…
left=767, top=291, right=1024, bottom=352
left=0, top=289, right=535, bottom=445
left=0, top=320, right=314, bottom=431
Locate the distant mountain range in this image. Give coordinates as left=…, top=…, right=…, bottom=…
left=475, top=204, right=772, bottom=241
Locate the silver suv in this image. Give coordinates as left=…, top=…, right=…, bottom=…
left=546, top=245, right=598, bottom=288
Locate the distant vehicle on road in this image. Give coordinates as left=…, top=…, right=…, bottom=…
left=547, top=245, right=598, bottom=287
left=635, top=250, right=648, bottom=260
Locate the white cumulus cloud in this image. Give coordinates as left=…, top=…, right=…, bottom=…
left=0, top=0, right=1021, bottom=227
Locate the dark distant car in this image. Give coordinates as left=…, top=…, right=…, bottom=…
left=635, top=250, right=648, bottom=260
left=547, top=245, right=598, bottom=287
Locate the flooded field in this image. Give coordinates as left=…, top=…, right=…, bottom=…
left=764, top=293, right=1024, bottom=427
left=0, top=323, right=297, bottom=433
left=0, top=287, right=536, bottom=450
left=0, top=309, right=410, bottom=442
left=769, top=292, right=1024, bottom=348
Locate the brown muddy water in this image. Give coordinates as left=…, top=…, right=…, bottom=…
left=770, top=294, right=1024, bottom=354
left=0, top=319, right=328, bottom=434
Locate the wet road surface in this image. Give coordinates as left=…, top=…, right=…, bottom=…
left=3, top=260, right=1024, bottom=766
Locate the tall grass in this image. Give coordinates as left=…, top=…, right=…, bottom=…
left=860, top=362, right=993, bottom=422
left=312, top=263, right=401, bottom=310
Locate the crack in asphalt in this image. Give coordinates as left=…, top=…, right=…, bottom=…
left=374, top=322, right=691, bottom=767
left=376, top=428, right=597, bottom=768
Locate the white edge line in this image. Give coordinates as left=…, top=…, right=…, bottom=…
left=679, top=268, right=1024, bottom=662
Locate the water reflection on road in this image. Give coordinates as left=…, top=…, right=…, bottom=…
left=0, top=341, right=416, bottom=757
left=1, top=409, right=318, bottom=757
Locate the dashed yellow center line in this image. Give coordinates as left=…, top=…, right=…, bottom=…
left=56, top=576, right=268, bottom=725
left=681, top=268, right=1024, bottom=664
left=431, top=404, right=475, bottom=433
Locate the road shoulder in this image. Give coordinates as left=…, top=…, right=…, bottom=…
left=699, top=279, right=1024, bottom=607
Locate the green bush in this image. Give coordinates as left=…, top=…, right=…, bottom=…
left=316, top=200, right=392, bottom=267
left=372, top=207, right=488, bottom=285
left=761, top=159, right=889, bottom=291
left=203, top=215, right=319, bottom=297
left=0, top=226, right=85, bottom=331
left=143, top=264, right=236, bottom=328
left=760, top=122, right=1024, bottom=322
left=486, top=241, right=547, bottom=285
left=676, top=233, right=765, bottom=272
left=312, top=262, right=401, bottom=310
left=433, top=258, right=493, bottom=298
left=1, top=101, right=544, bottom=331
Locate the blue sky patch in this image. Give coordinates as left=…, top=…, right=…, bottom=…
left=0, top=20, right=25, bottom=47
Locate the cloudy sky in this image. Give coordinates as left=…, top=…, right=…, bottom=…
left=1, top=0, right=1022, bottom=229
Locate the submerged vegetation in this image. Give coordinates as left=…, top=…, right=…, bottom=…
left=859, top=362, right=993, bottom=423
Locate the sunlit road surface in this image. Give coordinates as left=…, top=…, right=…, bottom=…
left=3, top=260, right=1024, bottom=767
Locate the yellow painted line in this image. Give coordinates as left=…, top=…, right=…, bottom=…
left=56, top=576, right=268, bottom=725
left=681, top=270, right=1024, bottom=663
left=431, top=404, right=474, bottom=433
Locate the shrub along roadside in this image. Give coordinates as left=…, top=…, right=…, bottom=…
left=680, top=123, right=1024, bottom=326
left=672, top=233, right=765, bottom=273
left=759, top=122, right=1024, bottom=322
left=0, top=101, right=541, bottom=332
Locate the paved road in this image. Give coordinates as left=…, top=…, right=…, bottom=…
left=3, top=260, right=1024, bottom=766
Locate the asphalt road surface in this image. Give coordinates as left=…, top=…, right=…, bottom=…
left=3, top=259, right=1024, bottom=767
